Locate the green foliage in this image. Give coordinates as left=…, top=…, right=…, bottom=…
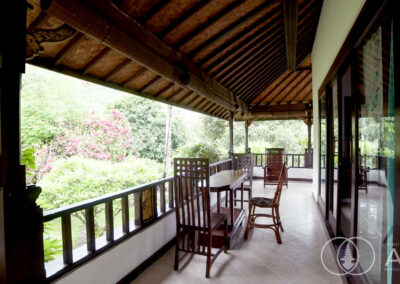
left=112, top=96, right=186, bottom=162
left=21, top=148, right=36, bottom=172
left=43, top=223, right=62, bottom=262
left=21, top=105, right=60, bottom=148
left=202, top=116, right=228, bottom=141
left=37, top=156, right=163, bottom=210
left=178, top=143, right=224, bottom=163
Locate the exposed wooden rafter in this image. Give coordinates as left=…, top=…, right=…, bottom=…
left=282, top=0, right=299, bottom=71
left=41, top=0, right=241, bottom=112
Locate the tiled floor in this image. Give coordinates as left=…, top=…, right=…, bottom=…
left=132, top=180, right=344, bottom=284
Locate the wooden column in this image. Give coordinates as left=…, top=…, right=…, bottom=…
left=304, top=110, right=313, bottom=168
left=229, top=112, right=234, bottom=158
left=245, top=120, right=249, bottom=153
left=0, top=1, right=45, bottom=283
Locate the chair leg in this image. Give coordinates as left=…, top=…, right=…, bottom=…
left=271, top=208, right=282, bottom=244
left=206, top=234, right=212, bottom=278
left=174, top=232, right=180, bottom=270
left=224, top=219, right=228, bottom=252
left=234, top=189, right=237, bottom=206
left=275, top=206, right=284, bottom=232
left=244, top=204, right=253, bottom=240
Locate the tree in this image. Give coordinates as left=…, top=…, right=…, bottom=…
left=112, top=96, right=186, bottom=162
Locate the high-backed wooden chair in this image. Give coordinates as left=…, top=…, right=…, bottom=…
left=245, top=164, right=285, bottom=244
left=173, top=158, right=228, bottom=278
left=264, top=148, right=288, bottom=188
left=233, top=153, right=254, bottom=209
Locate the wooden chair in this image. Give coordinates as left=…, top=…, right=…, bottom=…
left=245, top=164, right=285, bottom=244
left=173, top=158, right=228, bottom=278
left=233, top=153, right=254, bottom=209
left=264, top=148, right=288, bottom=188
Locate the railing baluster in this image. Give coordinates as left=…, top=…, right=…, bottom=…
left=153, top=186, right=158, bottom=219
left=85, top=207, right=95, bottom=253
left=168, top=180, right=174, bottom=209
left=298, top=155, right=300, bottom=167
left=61, top=214, right=73, bottom=265
left=105, top=201, right=114, bottom=242
left=121, top=196, right=129, bottom=234
left=160, top=183, right=166, bottom=214
left=134, top=192, right=143, bottom=226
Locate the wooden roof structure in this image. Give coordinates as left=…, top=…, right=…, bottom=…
left=26, top=0, right=321, bottom=121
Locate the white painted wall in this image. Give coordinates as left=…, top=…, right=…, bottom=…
left=311, top=0, right=366, bottom=200
left=54, top=213, right=176, bottom=284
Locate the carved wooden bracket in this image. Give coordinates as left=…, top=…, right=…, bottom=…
left=26, top=24, right=76, bottom=60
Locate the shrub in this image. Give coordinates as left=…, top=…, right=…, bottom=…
left=37, top=156, right=163, bottom=210
left=178, top=143, right=224, bottom=164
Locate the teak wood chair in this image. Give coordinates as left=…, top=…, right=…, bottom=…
left=233, top=153, right=254, bottom=209
left=245, top=164, right=285, bottom=244
left=173, top=158, right=228, bottom=278
left=264, top=148, right=288, bottom=188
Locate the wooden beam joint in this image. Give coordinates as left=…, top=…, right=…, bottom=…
left=283, top=0, right=299, bottom=71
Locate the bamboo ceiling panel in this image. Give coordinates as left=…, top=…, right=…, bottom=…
left=26, top=0, right=322, bottom=121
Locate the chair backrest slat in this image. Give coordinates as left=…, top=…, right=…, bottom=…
left=273, top=164, right=286, bottom=206
left=174, top=158, right=210, bottom=253
left=233, top=153, right=254, bottom=186
left=265, top=148, right=284, bottom=171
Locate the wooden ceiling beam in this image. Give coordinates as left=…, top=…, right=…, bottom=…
left=27, top=12, right=51, bottom=33
left=286, top=75, right=312, bottom=104
left=220, top=35, right=285, bottom=87
left=207, top=17, right=282, bottom=75
left=54, top=33, right=83, bottom=65
left=165, top=88, right=187, bottom=100
left=230, top=47, right=286, bottom=93
left=201, top=9, right=282, bottom=70
left=282, top=0, right=299, bottom=71
left=272, top=71, right=309, bottom=104
left=242, top=63, right=287, bottom=102
left=82, top=47, right=111, bottom=75
left=122, top=67, right=147, bottom=87
left=138, top=0, right=169, bottom=23
left=214, top=24, right=283, bottom=81
left=172, top=0, right=245, bottom=49
left=158, top=0, right=211, bottom=38
left=139, top=76, right=163, bottom=93
left=199, top=101, right=213, bottom=112
left=259, top=71, right=299, bottom=105
left=251, top=71, right=292, bottom=105
left=282, top=72, right=312, bottom=102
left=154, top=82, right=175, bottom=98
left=42, top=0, right=239, bottom=112
left=249, top=110, right=308, bottom=120
left=104, top=58, right=131, bottom=81
left=250, top=103, right=311, bottom=113
left=187, top=0, right=278, bottom=58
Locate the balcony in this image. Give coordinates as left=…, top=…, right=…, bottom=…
left=130, top=179, right=342, bottom=283
left=37, top=157, right=339, bottom=283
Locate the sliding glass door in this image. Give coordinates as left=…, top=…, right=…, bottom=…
left=354, top=16, right=394, bottom=283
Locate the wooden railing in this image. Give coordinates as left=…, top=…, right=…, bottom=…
left=320, top=154, right=387, bottom=170
left=209, top=159, right=232, bottom=175
left=42, top=159, right=232, bottom=281
left=252, top=153, right=306, bottom=168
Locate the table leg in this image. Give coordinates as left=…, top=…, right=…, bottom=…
left=241, top=182, right=244, bottom=210
left=230, top=189, right=234, bottom=227
left=217, top=191, right=220, bottom=213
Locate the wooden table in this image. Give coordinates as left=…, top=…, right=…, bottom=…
left=209, top=170, right=247, bottom=248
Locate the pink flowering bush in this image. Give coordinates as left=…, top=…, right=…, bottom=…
left=25, top=110, right=135, bottom=184
left=58, top=109, right=134, bottom=162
